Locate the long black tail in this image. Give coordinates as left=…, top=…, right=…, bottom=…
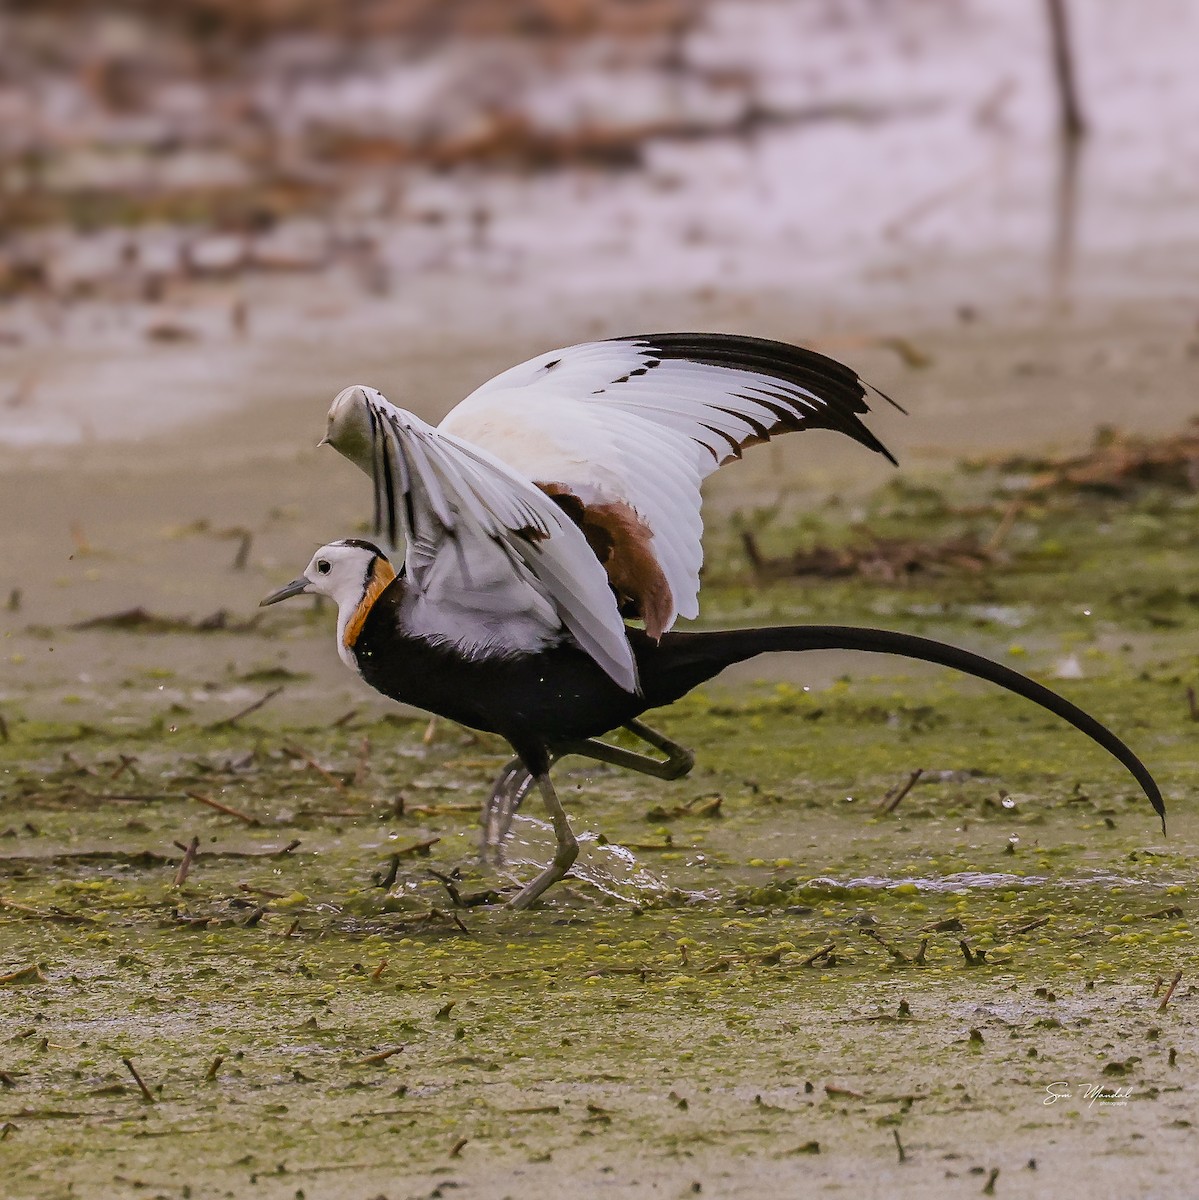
left=638, top=625, right=1165, bottom=830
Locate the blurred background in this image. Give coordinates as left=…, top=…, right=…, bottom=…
left=1, top=0, right=1198, bottom=718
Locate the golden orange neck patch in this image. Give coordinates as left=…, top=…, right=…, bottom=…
left=343, top=557, right=397, bottom=650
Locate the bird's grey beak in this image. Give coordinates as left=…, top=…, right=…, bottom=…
left=259, top=577, right=311, bottom=607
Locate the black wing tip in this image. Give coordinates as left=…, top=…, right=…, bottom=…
left=612, top=331, right=903, bottom=464
left=869, top=381, right=908, bottom=417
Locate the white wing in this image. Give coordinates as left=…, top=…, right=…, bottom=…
left=440, top=333, right=896, bottom=633
left=327, top=385, right=638, bottom=692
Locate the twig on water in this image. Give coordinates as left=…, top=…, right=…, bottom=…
left=0, top=711, right=8, bottom=743
left=880, top=769, right=923, bottom=815
left=1158, top=971, right=1183, bottom=1014
left=374, top=854, right=401, bottom=890
left=862, top=928, right=911, bottom=965
left=285, top=744, right=346, bottom=790
left=353, top=736, right=371, bottom=789
left=109, top=754, right=139, bottom=780
left=173, top=836, right=200, bottom=886
left=397, top=837, right=440, bottom=858
left=231, top=532, right=252, bottom=571
left=1012, top=916, right=1051, bottom=935
left=205, top=1056, right=223, bottom=1082
left=185, top=791, right=260, bottom=826
left=893, top=1129, right=907, bottom=1163
left=959, top=940, right=987, bottom=966
left=205, top=685, right=284, bottom=731
left=985, top=497, right=1024, bottom=555
left=0, top=964, right=46, bottom=985
left=449, top=1136, right=469, bottom=1158
left=982, top=1166, right=1000, bottom=1195
left=352, top=1046, right=404, bottom=1066
left=800, top=943, right=835, bottom=968
left=1187, top=687, right=1199, bottom=722
left=121, top=1057, right=155, bottom=1103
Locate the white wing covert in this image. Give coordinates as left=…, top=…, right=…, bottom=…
left=440, top=333, right=897, bottom=636
left=328, top=385, right=638, bottom=693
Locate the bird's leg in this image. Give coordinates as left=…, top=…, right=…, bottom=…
left=480, top=720, right=695, bottom=861
left=507, top=773, right=578, bottom=910
left=479, top=756, right=543, bottom=864
left=567, top=718, right=696, bottom=781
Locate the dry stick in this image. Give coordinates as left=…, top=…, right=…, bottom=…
left=893, top=1129, right=907, bottom=1163
left=205, top=1056, right=223, bottom=1082
left=122, top=1057, right=155, bottom=1103
left=109, top=754, right=138, bottom=780
left=232, top=532, right=252, bottom=571
left=185, top=790, right=260, bottom=826
left=353, top=737, right=371, bottom=789
left=882, top=769, right=924, bottom=815
left=1187, top=687, right=1199, bottom=722
left=173, top=837, right=200, bottom=886
left=353, top=1046, right=403, bottom=1066
left=371, top=959, right=389, bottom=982
left=331, top=708, right=359, bottom=729
left=1158, top=971, right=1183, bottom=1014
left=449, top=1137, right=469, bottom=1158
left=205, top=685, right=284, bottom=731
left=982, top=1167, right=1000, bottom=1196
left=800, top=943, right=836, bottom=968
left=986, top=497, right=1024, bottom=555
left=1012, top=916, right=1052, bottom=935
left=0, top=711, right=8, bottom=743
left=286, top=744, right=346, bottom=790
left=862, top=929, right=910, bottom=965
left=0, top=964, right=45, bottom=985
left=1044, top=0, right=1087, bottom=141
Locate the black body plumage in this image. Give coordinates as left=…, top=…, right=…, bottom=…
left=351, top=575, right=1164, bottom=825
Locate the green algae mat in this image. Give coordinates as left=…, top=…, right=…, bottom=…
left=2, top=442, right=1196, bottom=1199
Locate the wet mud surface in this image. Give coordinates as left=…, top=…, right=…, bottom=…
left=3, top=434, right=1198, bottom=1199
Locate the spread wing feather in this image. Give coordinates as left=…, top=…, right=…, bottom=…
left=331, top=385, right=638, bottom=692
left=440, top=333, right=896, bottom=629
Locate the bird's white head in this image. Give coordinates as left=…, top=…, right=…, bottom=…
left=260, top=539, right=397, bottom=664
left=321, top=385, right=382, bottom=468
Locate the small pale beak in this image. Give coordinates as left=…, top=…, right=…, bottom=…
left=259, top=577, right=311, bottom=607
left=317, top=435, right=330, bottom=448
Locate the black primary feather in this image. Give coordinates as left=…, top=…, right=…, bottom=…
left=613, top=332, right=902, bottom=466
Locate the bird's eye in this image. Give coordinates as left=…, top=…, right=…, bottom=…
left=316, top=560, right=331, bottom=575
